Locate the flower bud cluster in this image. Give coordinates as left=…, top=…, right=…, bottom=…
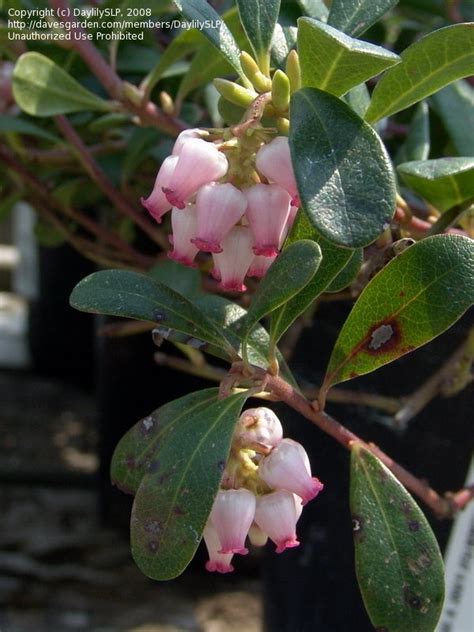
left=202, top=407, right=324, bottom=573
left=141, top=128, right=300, bottom=292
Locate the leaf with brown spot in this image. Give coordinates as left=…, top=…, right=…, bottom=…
left=127, top=390, right=248, bottom=580
left=350, top=444, right=445, bottom=632
left=321, top=235, right=474, bottom=397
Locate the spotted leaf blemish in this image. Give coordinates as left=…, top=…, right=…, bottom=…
left=365, top=319, right=401, bottom=355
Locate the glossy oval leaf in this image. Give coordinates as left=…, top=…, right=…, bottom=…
left=327, top=0, right=399, bottom=37
left=270, top=211, right=357, bottom=346
left=148, top=259, right=201, bottom=298
left=321, top=235, right=474, bottom=394
left=350, top=444, right=444, bottom=632
left=111, top=389, right=219, bottom=495
left=298, top=18, right=400, bottom=97
left=193, top=294, right=296, bottom=385
left=126, top=389, right=248, bottom=579
left=397, top=157, right=474, bottom=212
left=69, top=269, right=235, bottom=358
left=297, top=0, right=328, bottom=20
left=236, top=0, right=280, bottom=61
left=177, top=7, right=250, bottom=103
left=343, top=82, right=371, bottom=117
left=365, top=24, right=474, bottom=124
left=243, top=239, right=322, bottom=358
left=325, top=248, right=363, bottom=293
left=173, top=0, right=245, bottom=82
left=395, top=102, right=430, bottom=165
left=290, top=88, right=396, bottom=248
left=430, top=80, right=474, bottom=157
left=12, top=52, right=113, bottom=117
left=271, top=23, right=298, bottom=67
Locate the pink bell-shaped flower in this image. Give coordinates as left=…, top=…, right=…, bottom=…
left=163, top=138, right=228, bottom=209
left=191, top=182, right=247, bottom=253
left=172, top=128, right=207, bottom=155
left=203, top=523, right=234, bottom=573
left=168, top=205, right=199, bottom=267
left=140, top=155, right=178, bottom=223
left=209, top=488, right=256, bottom=555
left=235, top=407, right=283, bottom=449
left=256, top=136, right=300, bottom=206
left=259, top=438, right=324, bottom=505
left=212, top=226, right=254, bottom=292
left=254, top=490, right=301, bottom=553
left=245, top=184, right=291, bottom=257
left=247, top=254, right=276, bottom=279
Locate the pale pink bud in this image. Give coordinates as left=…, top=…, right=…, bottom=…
left=245, top=184, right=291, bottom=257
left=163, top=139, right=228, bottom=209
left=235, top=407, right=283, bottom=449
left=259, top=438, right=324, bottom=505
left=212, top=226, right=254, bottom=292
left=168, top=205, right=199, bottom=267
left=247, top=254, right=276, bottom=279
left=209, top=488, right=256, bottom=555
left=256, top=136, right=300, bottom=206
left=203, top=523, right=234, bottom=573
left=248, top=523, right=268, bottom=547
left=141, top=155, right=178, bottom=223
left=172, top=128, right=207, bottom=155
left=191, top=182, right=247, bottom=253
left=255, top=490, right=300, bottom=553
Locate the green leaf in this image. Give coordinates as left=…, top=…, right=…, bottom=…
left=12, top=52, right=113, bottom=117
left=69, top=270, right=235, bottom=358
left=0, top=115, right=60, bottom=142
left=173, top=0, right=246, bottom=82
left=243, top=240, right=322, bottom=361
left=176, top=8, right=251, bottom=103
left=271, top=24, right=298, bottom=67
left=327, top=0, right=399, bottom=37
left=350, top=444, right=444, bottom=632
left=430, top=80, right=474, bottom=157
left=141, top=29, right=201, bottom=94
left=298, top=18, right=400, bottom=97
left=113, top=389, right=248, bottom=579
left=365, top=24, right=474, bottom=124
left=395, top=102, right=430, bottom=165
left=326, top=248, right=363, bottom=293
left=270, top=212, right=356, bottom=345
left=321, top=235, right=474, bottom=394
left=343, top=83, right=371, bottom=117
left=290, top=88, right=396, bottom=248
left=193, top=295, right=297, bottom=387
left=297, top=0, right=329, bottom=20
left=236, top=0, right=280, bottom=62
left=397, top=157, right=474, bottom=212
left=148, top=259, right=201, bottom=298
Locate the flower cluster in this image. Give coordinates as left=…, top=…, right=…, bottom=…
left=201, top=407, right=323, bottom=573
left=141, top=129, right=300, bottom=292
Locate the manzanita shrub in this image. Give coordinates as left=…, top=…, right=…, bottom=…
left=1, top=1, right=474, bottom=630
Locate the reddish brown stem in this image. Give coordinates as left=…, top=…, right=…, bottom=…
left=54, top=115, right=168, bottom=250
left=0, top=144, right=153, bottom=269
left=252, top=368, right=468, bottom=519
left=49, top=0, right=186, bottom=136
